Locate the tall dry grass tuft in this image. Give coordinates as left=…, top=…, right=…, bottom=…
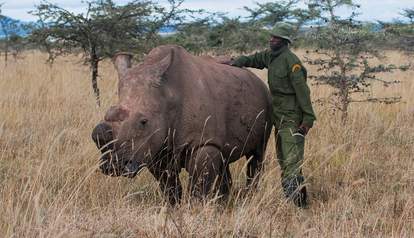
left=0, top=50, right=413, bottom=237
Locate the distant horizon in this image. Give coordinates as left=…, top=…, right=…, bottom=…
left=1, top=0, right=413, bottom=23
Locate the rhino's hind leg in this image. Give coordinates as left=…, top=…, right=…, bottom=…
left=246, top=150, right=264, bottom=190
left=219, top=165, right=232, bottom=199
left=186, top=145, right=230, bottom=201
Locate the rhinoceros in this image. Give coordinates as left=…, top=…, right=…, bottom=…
left=92, top=45, right=272, bottom=204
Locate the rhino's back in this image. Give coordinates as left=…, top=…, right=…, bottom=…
left=150, top=45, right=271, bottom=159
left=197, top=58, right=272, bottom=159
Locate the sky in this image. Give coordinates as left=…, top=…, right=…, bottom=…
left=1, top=0, right=413, bottom=22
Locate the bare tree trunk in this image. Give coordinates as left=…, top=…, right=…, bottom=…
left=335, top=44, right=350, bottom=125
left=12, top=51, right=18, bottom=61
left=340, top=94, right=349, bottom=125
left=4, top=41, right=8, bottom=66
left=339, top=75, right=349, bottom=125
left=90, top=48, right=100, bottom=106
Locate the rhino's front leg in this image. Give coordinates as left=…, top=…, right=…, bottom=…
left=186, top=145, right=230, bottom=200
left=148, top=161, right=182, bottom=206
left=246, top=151, right=264, bottom=190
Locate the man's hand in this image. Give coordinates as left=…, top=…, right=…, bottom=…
left=214, top=56, right=235, bottom=65
left=298, top=124, right=310, bottom=136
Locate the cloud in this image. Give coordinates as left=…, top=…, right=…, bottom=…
left=1, top=0, right=413, bottom=22
left=356, top=0, right=413, bottom=21
left=1, top=1, right=93, bottom=21
left=2, top=0, right=84, bottom=9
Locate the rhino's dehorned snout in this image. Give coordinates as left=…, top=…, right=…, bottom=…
left=92, top=122, right=141, bottom=178
left=92, top=122, right=113, bottom=150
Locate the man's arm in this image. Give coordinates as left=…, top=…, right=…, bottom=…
left=227, top=51, right=269, bottom=69
left=290, top=64, right=316, bottom=129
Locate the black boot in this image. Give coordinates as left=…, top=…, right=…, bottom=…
left=282, top=176, right=309, bottom=208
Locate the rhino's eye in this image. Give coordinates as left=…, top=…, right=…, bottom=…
left=140, top=119, right=148, bottom=126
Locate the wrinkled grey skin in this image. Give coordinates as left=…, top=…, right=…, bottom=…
left=92, top=45, right=272, bottom=205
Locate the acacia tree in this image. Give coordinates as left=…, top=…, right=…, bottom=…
left=167, top=0, right=316, bottom=55
left=402, top=8, right=414, bottom=24
left=244, top=0, right=318, bottom=40
left=244, top=0, right=300, bottom=26
left=161, top=11, right=217, bottom=54
left=377, top=8, right=414, bottom=56
left=8, top=35, right=26, bottom=60
left=27, top=19, right=62, bottom=65
left=304, top=0, right=401, bottom=123
left=206, top=16, right=269, bottom=54
left=0, top=7, right=21, bottom=65
left=30, top=0, right=185, bottom=106
left=397, top=8, right=414, bottom=54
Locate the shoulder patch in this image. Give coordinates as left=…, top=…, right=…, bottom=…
left=292, top=64, right=302, bottom=73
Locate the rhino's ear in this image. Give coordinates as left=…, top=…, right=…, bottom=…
left=113, top=52, right=133, bottom=79
left=151, top=50, right=174, bottom=81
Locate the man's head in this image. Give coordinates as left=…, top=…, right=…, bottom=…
left=269, top=35, right=288, bottom=51
left=269, top=22, right=294, bottom=51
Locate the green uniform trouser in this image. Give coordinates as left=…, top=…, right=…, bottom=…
left=275, top=122, right=305, bottom=181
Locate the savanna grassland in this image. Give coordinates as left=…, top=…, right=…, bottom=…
left=0, top=50, right=413, bottom=237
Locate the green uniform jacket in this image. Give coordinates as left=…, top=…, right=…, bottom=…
left=233, top=46, right=316, bottom=128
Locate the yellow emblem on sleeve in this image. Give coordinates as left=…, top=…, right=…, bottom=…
left=292, top=64, right=302, bottom=73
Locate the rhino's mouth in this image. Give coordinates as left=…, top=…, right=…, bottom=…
left=92, top=122, right=145, bottom=178
left=99, top=152, right=145, bottom=178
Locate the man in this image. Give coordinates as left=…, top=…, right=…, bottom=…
left=222, top=22, right=316, bottom=208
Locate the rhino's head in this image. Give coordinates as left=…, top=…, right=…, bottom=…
left=92, top=50, right=175, bottom=177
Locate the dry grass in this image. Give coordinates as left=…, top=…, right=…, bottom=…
left=0, top=50, right=413, bottom=237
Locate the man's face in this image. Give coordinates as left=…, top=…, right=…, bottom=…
left=269, top=35, right=284, bottom=51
